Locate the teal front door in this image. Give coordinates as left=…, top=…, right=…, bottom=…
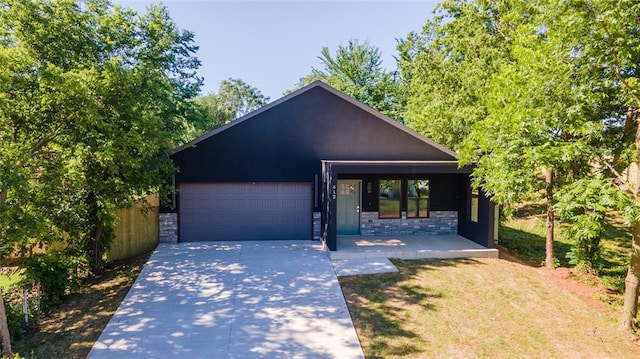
left=337, top=180, right=361, bottom=235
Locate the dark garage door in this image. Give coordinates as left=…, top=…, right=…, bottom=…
left=180, top=183, right=312, bottom=241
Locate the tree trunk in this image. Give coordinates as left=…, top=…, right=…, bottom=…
left=620, top=221, right=640, bottom=331
left=0, top=192, right=12, bottom=357
left=89, top=218, right=104, bottom=273
left=0, top=189, right=5, bottom=238
left=620, top=114, right=640, bottom=330
left=544, top=168, right=555, bottom=269
left=0, top=291, right=12, bottom=358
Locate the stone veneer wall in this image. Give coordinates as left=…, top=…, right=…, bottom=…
left=360, top=211, right=457, bottom=236
left=313, top=212, right=321, bottom=240
left=159, top=213, right=178, bottom=243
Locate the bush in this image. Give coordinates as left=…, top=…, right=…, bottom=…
left=5, top=299, right=26, bottom=341
left=21, top=253, right=72, bottom=310
left=0, top=286, right=36, bottom=344
left=555, top=178, right=630, bottom=274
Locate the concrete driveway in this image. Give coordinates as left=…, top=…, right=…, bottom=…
left=88, top=241, right=364, bottom=359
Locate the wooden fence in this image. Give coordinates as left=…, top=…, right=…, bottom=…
left=106, top=194, right=159, bottom=262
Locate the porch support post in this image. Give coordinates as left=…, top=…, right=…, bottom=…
left=327, top=169, right=338, bottom=251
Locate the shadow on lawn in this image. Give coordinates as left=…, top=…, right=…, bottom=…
left=498, top=225, right=572, bottom=267
left=514, top=202, right=547, bottom=218
left=339, top=258, right=481, bottom=358
left=500, top=219, right=631, bottom=294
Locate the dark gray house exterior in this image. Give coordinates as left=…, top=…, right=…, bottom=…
left=160, top=81, right=495, bottom=252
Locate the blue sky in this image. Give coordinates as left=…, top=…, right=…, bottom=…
left=117, top=1, right=439, bottom=99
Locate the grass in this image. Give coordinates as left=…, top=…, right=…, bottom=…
left=11, top=252, right=150, bottom=358
left=0, top=269, right=24, bottom=291
left=1, top=202, right=634, bottom=357
left=500, top=203, right=631, bottom=296
left=340, top=202, right=639, bottom=358
left=340, top=258, right=640, bottom=359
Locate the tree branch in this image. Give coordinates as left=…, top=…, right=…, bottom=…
left=594, top=6, right=640, bottom=108
left=603, top=160, right=627, bottom=185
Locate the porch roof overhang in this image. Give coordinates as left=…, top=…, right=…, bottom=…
left=321, top=160, right=473, bottom=175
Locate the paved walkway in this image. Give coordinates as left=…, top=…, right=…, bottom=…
left=88, top=241, right=364, bottom=359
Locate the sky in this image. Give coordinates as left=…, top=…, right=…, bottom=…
left=117, top=1, right=440, bottom=99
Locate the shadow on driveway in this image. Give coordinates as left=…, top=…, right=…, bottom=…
left=88, top=241, right=364, bottom=359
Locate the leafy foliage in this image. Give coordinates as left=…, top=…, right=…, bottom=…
left=294, top=39, right=405, bottom=121
left=401, top=0, right=640, bottom=328
left=0, top=0, right=201, bottom=271
left=555, top=178, right=630, bottom=273
left=189, top=78, right=269, bottom=139
left=0, top=1, right=202, bottom=352
left=21, top=253, right=72, bottom=311
left=398, top=0, right=518, bottom=150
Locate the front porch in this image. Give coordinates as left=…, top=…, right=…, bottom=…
left=328, top=234, right=498, bottom=260
left=321, top=160, right=496, bottom=252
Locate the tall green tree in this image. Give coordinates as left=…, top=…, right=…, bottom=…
left=294, top=39, right=404, bottom=121
left=190, top=78, right=269, bottom=138
left=400, top=0, right=640, bottom=332
left=402, top=0, right=569, bottom=267
left=398, top=0, right=517, bottom=150
left=464, top=0, right=620, bottom=271
left=0, top=0, right=201, bottom=352
left=564, top=0, right=640, bottom=331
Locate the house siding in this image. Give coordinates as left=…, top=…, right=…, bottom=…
left=168, top=86, right=455, bottom=213
left=339, top=173, right=462, bottom=212
left=457, top=174, right=495, bottom=248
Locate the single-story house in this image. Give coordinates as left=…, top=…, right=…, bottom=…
left=159, top=81, right=496, bottom=252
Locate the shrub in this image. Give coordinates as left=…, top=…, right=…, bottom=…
left=555, top=178, right=630, bottom=274
left=21, top=253, right=72, bottom=310
left=5, top=298, right=26, bottom=341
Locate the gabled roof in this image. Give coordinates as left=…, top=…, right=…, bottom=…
left=171, top=81, right=457, bottom=159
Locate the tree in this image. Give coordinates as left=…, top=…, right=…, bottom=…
left=555, top=178, right=629, bottom=273
left=294, top=39, right=404, bottom=121
left=71, top=3, right=201, bottom=271
left=401, top=1, right=571, bottom=268
left=564, top=0, right=640, bottom=331
left=190, top=78, right=269, bottom=138
left=415, top=0, right=640, bottom=330
left=397, top=0, right=517, bottom=150
left=0, top=0, right=201, bottom=352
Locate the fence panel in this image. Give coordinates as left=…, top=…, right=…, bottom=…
left=107, top=194, right=159, bottom=262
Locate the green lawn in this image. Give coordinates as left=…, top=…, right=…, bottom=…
left=0, top=269, right=24, bottom=291
left=340, top=204, right=638, bottom=358
left=499, top=204, right=630, bottom=297
left=340, top=258, right=639, bottom=359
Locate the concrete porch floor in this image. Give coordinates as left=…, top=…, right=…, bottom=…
left=329, top=234, right=499, bottom=260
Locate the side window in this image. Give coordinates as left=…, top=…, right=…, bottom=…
left=379, top=179, right=401, bottom=218
left=407, top=179, right=429, bottom=218
left=471, top=186, right=479, bottom=222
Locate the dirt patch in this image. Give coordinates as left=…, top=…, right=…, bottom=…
left=12, top=252, right=151, bottom=358
left=498, top=244, right=617, bottom=313
left=536, top=266, right=614, bottom=312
